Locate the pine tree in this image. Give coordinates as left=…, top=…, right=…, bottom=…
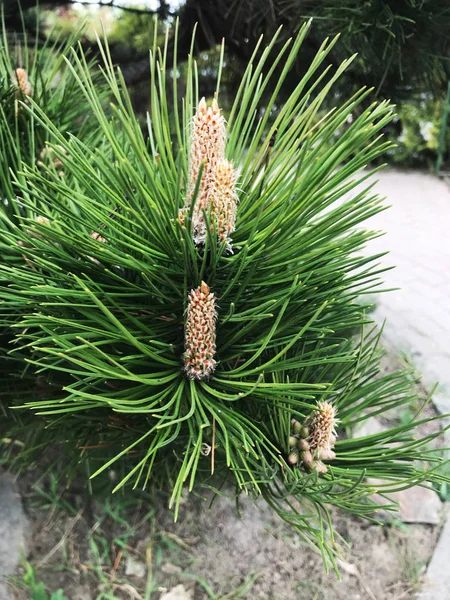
left=0, top=22, right=109, bottom=440
left=0, top=21, right=109, bottom=260
left=0, top=22, right=447, bottom=570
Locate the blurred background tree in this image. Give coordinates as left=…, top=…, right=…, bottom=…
left=2, top=0, right=450, bottom=167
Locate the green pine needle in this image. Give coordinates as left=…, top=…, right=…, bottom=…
left=0, top=19, right=448, bottom=571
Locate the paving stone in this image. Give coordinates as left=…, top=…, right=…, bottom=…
left=359, top=171, right=450, bottom=599
left=431, top=394, right=450, bottom=417
left=0, top=583, right=10, bottom=600
left=0, top=473, right=27, bottom=599
left=368, top=479, right=442, bottom=524
left=416, top=505, right=450, bottom=600
left=361, top=170, right=450, bottom=409
left=395, top=487, right=442, bottom=525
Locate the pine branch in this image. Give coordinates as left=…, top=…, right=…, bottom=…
left=0, top=18, right=448, bottom=570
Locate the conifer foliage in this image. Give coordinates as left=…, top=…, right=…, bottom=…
left=0, top=23, right=108, bottom=262
left=0, top=22, right=447, bottom=567
left=179, top=97, right=238, bottom=250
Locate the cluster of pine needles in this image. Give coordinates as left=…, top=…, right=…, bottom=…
left=0, top=18, right=448, bottom=569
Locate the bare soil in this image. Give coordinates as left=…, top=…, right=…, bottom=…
left=8, top=349, right=445, bottom=600
left=9, top=468, right=442, bottom=600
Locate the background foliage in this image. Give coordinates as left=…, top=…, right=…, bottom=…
left=2, top=0, right=450, bottom=168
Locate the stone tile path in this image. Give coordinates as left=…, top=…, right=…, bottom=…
left=363, top=169, right=450, bottom=412
left=0, top=474, right=27, bottom=600
left=360, top=169, right=450, bottom=600
left=417, top=506, right=450, bottom=600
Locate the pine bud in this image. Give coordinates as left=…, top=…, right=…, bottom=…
left=180, top=98, right=238, bottom=251
left=14, top=68, right=32, bottom=96
left=288, top=451, right=299, bottom=465
left=35, top=216, right=50, bottom=226
left=292, top=420, right=302, bottom=435
left=300, top=426, right=310, bottom=439
left=181, top=97, right=226, bottom=245
left=305, top=401, right=338, bottom=457
left=315, top=461, right=328, bottom=475
left=319, top=448, right=336, bottom=461
left=298, top=439, right=310, bottom=451
left=214, top=159, right=238, bottom=251
left=289, top=435, right=297, bottom=448
left=38, top=145, right=69, bottom=169
left=90, top=231, right=107, bottom=244
left=183, top=281, right=217, bottom=380
left=301, top=450, right=313, bottom=466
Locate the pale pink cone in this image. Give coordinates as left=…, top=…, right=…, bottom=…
left=180, top=98, right=238, bottom=249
